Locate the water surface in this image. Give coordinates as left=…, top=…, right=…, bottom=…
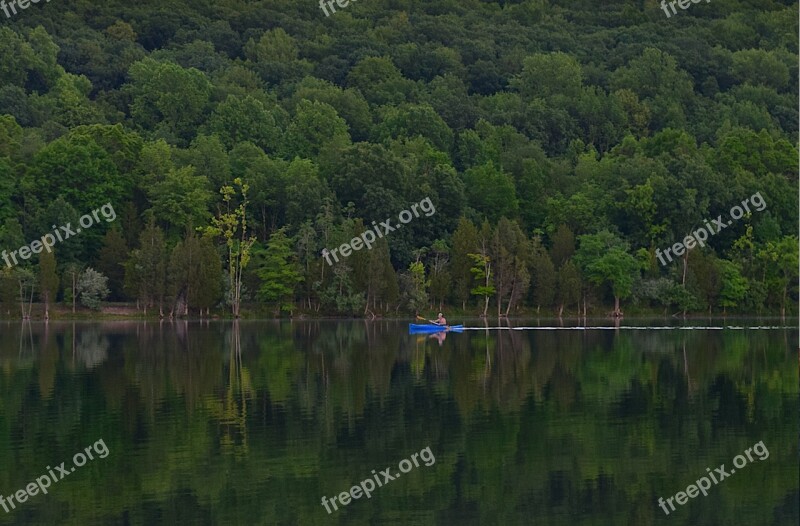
left=0, top=320, right=796, bottom=525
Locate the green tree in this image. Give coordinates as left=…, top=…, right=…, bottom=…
left=126, top=58, right=213, bottom=143
left=718, top=260, right=748, bottom=314
left=62, top=263, right=83, bottom=314
left=469, top=253, right=494, bottom=318
left=756, top=235, right=798, bottom=317
left=38, top=249, right=59, bottom=319
left=462, top=162, right=518, bottom=223
left=404, top=261, right=429, bottom=316
left=195, top=235, right=223, bottom=315
left=283, top=100, right=351, bottom=160
left=550, top=224, right=575, bottom=267
left=530, top=243, right=556, bottom=314
left=451, top=217, right=479, bottom=310
left=557, top=260, right=581, bottom=317
left=124, top=219, right=167, bottom=315
left=204, top=178, right=256, bottom=318
left=257, top=228, right=302, bottom=315
left=147, top=166, right=213, bottom=235
left=206, top=95, right=280, bottom=152
left=574, top=231, right=640, bottom=316
left=428, top=239, right=451, bottom=311
left=97, top=228, right=129, bottom=301
left=512, top=52, right=583, bottom=100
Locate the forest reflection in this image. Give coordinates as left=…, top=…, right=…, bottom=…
left=0, top=320, right=795, bottom=526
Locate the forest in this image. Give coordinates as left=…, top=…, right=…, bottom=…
left=0, top=0, right=797, bottom=318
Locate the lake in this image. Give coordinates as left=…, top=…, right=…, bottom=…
left=0, top=319, right=796, bottom=525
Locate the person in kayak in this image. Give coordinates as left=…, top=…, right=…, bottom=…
left=432, top=312, right=447, bottom=326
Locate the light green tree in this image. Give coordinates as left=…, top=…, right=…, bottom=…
left=574, top=231, right=639, bottom=316
left=257, top=228, right=302, bottom=316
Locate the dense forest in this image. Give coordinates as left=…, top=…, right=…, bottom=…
left=0, top=0, right=797, bottom=318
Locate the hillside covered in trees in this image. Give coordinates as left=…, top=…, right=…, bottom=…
left=0, top=0, right=797, bottom=318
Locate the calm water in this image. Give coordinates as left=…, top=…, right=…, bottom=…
left=0, top=320, right=796, bottom=526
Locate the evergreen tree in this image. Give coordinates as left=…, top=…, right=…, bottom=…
left=125, top=219, right=167, bottom=315
left=557, top=260, right=581, bottom=317
left=450, top=217, right=479, bottom=310
left=428, top=239, right=451, bottom=311
left=257, top=227, right=302, bottom=315
left=39, top=250, right=60, bottom=319
left=550, top=224, right=575, bottom=267
left=469, top=253, right=494, bottom=318
left=530, top=242, right=556, bottom=314
left=195, top=235, right=223, bottom=315
left=38, top=249, right=59, bottom=319
left=97, top=227, right=128, bottom=301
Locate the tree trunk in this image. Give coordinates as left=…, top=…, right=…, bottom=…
left=558, top=304, right=564, bottom=318
left=18, top=280, right=24, bottom=319
left=72, top=274, right=77, bottom=314
left=682, top=249, right=688, bottom=286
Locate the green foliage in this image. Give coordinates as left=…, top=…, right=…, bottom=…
left=462, top=162, right=518, bottom=223
left=97, top=228, right=128, bottom=300
left=283, top=100, right=350, bottom=160
left=126, top=58, right=212, bottom=143
left=718, top=259, right=749, bottom=311
left=404, top=260, right=428, bottom=315
left=204, top=178, right=256, bottom=317
left=38, top=249, right=59, bottom=307
left=76, top=267, right=109, bottom=310
left=256, top=228, right=302, bottom=313
left=575, top=231, right=640, bottom=307
left=0, top=0, right=794, bottom=317
left=124, top=219, right=166, bottom=312
left=206, top=95, right=280, bottom=152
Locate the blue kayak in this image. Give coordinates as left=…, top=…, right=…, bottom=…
left=409, top=324, right=464, bottom=333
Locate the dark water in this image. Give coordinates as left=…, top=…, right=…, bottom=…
left=0, top=320, right=796, bottom=526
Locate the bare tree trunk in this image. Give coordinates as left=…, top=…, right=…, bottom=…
left=18, top=280, right=25, bottom=319
left=72, top=273, right=77, bottom=314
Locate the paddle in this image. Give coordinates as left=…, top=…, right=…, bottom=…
left=417, top=314, right=442, bottom=325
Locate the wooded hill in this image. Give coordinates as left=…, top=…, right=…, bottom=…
left=0, top=0, right=797, bottom=317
